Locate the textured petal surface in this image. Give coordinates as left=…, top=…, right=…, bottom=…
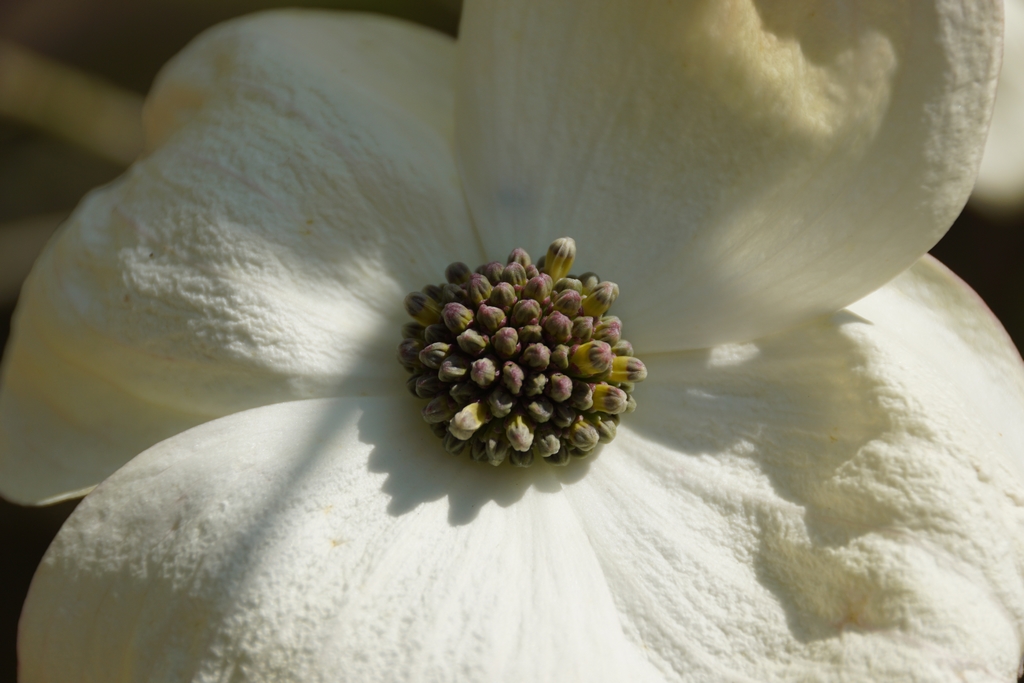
left=562, top=256, right=1024, bottom=681
left=20, top=398, right=663, bottom=683
left=20, top=257, right=1024, bottom=682
left=0, top=11, right=478, bottom=504
left=974, top=0, right=1024, bottom=210
left=456, top=0, right=1002, bottom=351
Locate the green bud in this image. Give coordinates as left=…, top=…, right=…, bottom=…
left=545, top=373, right=573, bottom=402
left=467, top=274, right=493, bottom=306
left=442, top=303, right=474, bottom=334
left=404, top=291, right=441, bottom=325
left=397, top=338, right=425, bottom=371
left=476, top=305, right=506, bottom=333
left=543, top=238, right=576, bottom=282
left=415, top=373, right=446, bottom=398
left=418, top=341, right=450, bottom=370
left=553, top=277, right=583, bottom=294
left=492, top=327, right=520, bottom=359
left=405, top=374, right=421, bottom=397
left=582, top=281, right=619, bottom=317
left=626, top=395, right=637, bottom=413
left=422, top=284, right=443, bottom=302
left=438, top=354, right=470, bottom=382
left=502, top=361, right=525, bottom=395
left=543, top=311, right=573, bottom=344
left=424, top=324, right=453, bottom=344
left=488, top=282, right=517, bottom=309
left=440, top=283, right=468, bottom=305
left=550, top=345, right=570, bottom=371
left=594, top=317, right=622, bottom=345
left=449, top=381, right=482, bottom=405
left=443, top=430, right=470, bottom=455
left=457, top=329, right=489, bottom=357
left=445, top=261, right=472, bottom=284
left=505, top=414, right=535, bottom=452
left=486, top=386, right=516, bottom=417
left=571, top=316, right=594, bottom=342
left=578, top=272, right=600, bottom=294
left=531, top=425, right=561, bottom=459
left=507, top=247, right=531, bottom=267
left=401, top=322, right=425, bottom=339
left=588, top=414, right=617, bottom=443
left=512, top=298, right=542, bottom=326
left=551, top=289, right=582, bottom=318
left=509, top=450, right=535, bottom=468
left=519, top=325, right=543, bottom=344
left=552, top=402, right=577, bottom=428
left=470, top=357, right=499, bottom=387
left=480, top=424, right=511, bottom=466
left=568, top=418, right=600, bottom=451
left=422, top=395, right=458, bottom=423
left=544, top=443, right=571, bottom=466
left=570, top=380, right=594, bottom=411
left=501, top=262, right=528, bottom=287
left=525, top=396, right=554, bottom=424
left=521, top=343, right=551, bottom=371
left=522, top=275, right=553, bottom=302
left=480, top=261, right=505, bottom=285
left=612, top=340, right=634, bottom=357
left=523, top=372, right=548, bottom=397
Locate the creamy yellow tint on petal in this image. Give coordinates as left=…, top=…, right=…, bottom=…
left=0, top=11, right=477, bottom=505
left=456, top=0, right=1001, bottom=351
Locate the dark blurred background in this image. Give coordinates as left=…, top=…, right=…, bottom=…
left=0, top=2, right=1021, bottom=681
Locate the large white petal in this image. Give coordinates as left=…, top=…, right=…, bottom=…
left=0, top=11, right=479, bottom=505
left=456, top=0, right=1002, bottom=351
left=973, top=0, right=1024, bottom=211
left=562, top=256, right=1024, bottom=681
left=19, top=398, right=663, bottom=683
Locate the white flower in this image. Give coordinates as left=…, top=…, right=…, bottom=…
left=974, top=0, right=1024, bottom=211
left=6, top=3, right=1024, bottom=681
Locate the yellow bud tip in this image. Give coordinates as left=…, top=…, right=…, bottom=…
left=570, top=341, right=614, bottom=376
left=543, top=237, right=576, bottom=282
left=608, top=356, right=647, bottom=383
left=449, top=402, right=490, bottom=440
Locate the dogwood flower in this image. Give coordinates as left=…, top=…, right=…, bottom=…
left=7, top=2, right=1024, bottom=681
left=974, top=0, right=1024, bottom=211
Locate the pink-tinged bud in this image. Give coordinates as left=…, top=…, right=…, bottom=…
left=523, top=372, right=548, bottom=397
left=418, top=342, right=450, bottom=370
left=476, top=305, right=506, bottom=333
left=545, top=373, right=573, bottom=402
left=438, top=355, right=470, bottom=382
left=519, top=325, right=543, bottom=344
left=550, top=345, right=570, bottom=370
left=553, top=277, right=582, bottom=294
left=612, top=340, right=634, bottom=357
left=571, top=316, right=594, bottom=342
left=479, top=261, right=505, bottom=285
left=592, top=384, right=628, bottom=414
left=594, top=317, right=622, bottom=345
left=442, top=303, right=474, bottom=334
left=467, top=274, right=493, bottom=306
left=525, top=396, right=554, bottom=424
left=522, top=275, right=553, bottom=302
left=507, top=247, right=531, bottom=267
left=525, top=264, right=540, bottom=279
left=543, top=311, right=573, bottom=344
left=512, top=298, right=542, bottom=326
left=521, top=343, right=551, bottom=371
left=506, top=414, right=535, bottom=452
left=608, top=356, right=647, bottom=383
left=531, top=424, right=561, bottom=458
left=487, top=386, right=515, bottom=417
left=570, top=340, right=615, bottom=376
left=488, top=282, right=517, bottom=309
left=502, top=361, right=525, bottom=395
left=397, top=338, right=425, bottom=371
left=404, top=291, right=441, bottom=325
left=456, top=329, right=489, bottom=357
left=470, top=357, right=498, bottom=387
left=551, top=289, right=582, bottom=317
left=493, top=327, right=520, bottom=359
left=501, top=262, right=528, bottom=287
left=422, top=395, right=458, bottom=423
left=582, top=281, right=619, bottom=317
left=445, top=261, right=472, bottom=284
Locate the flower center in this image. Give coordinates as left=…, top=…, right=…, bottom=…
left=398, top=238, right=646, bottom=467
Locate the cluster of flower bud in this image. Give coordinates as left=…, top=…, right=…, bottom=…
left=398, top=238, right=646, bottom=467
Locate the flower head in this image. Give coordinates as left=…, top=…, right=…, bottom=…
left=6, top=3, right=1024, bottom=681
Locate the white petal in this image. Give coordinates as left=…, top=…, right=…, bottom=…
left=0, top=11, right=478, bottom=505
left=973, top=0, right=1024, bottom=211
left=456, top=0, right=1002, bottom=351
left=561, top=256, right=1024, bottom=680
left=20, top=398, right=663, bottom=683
